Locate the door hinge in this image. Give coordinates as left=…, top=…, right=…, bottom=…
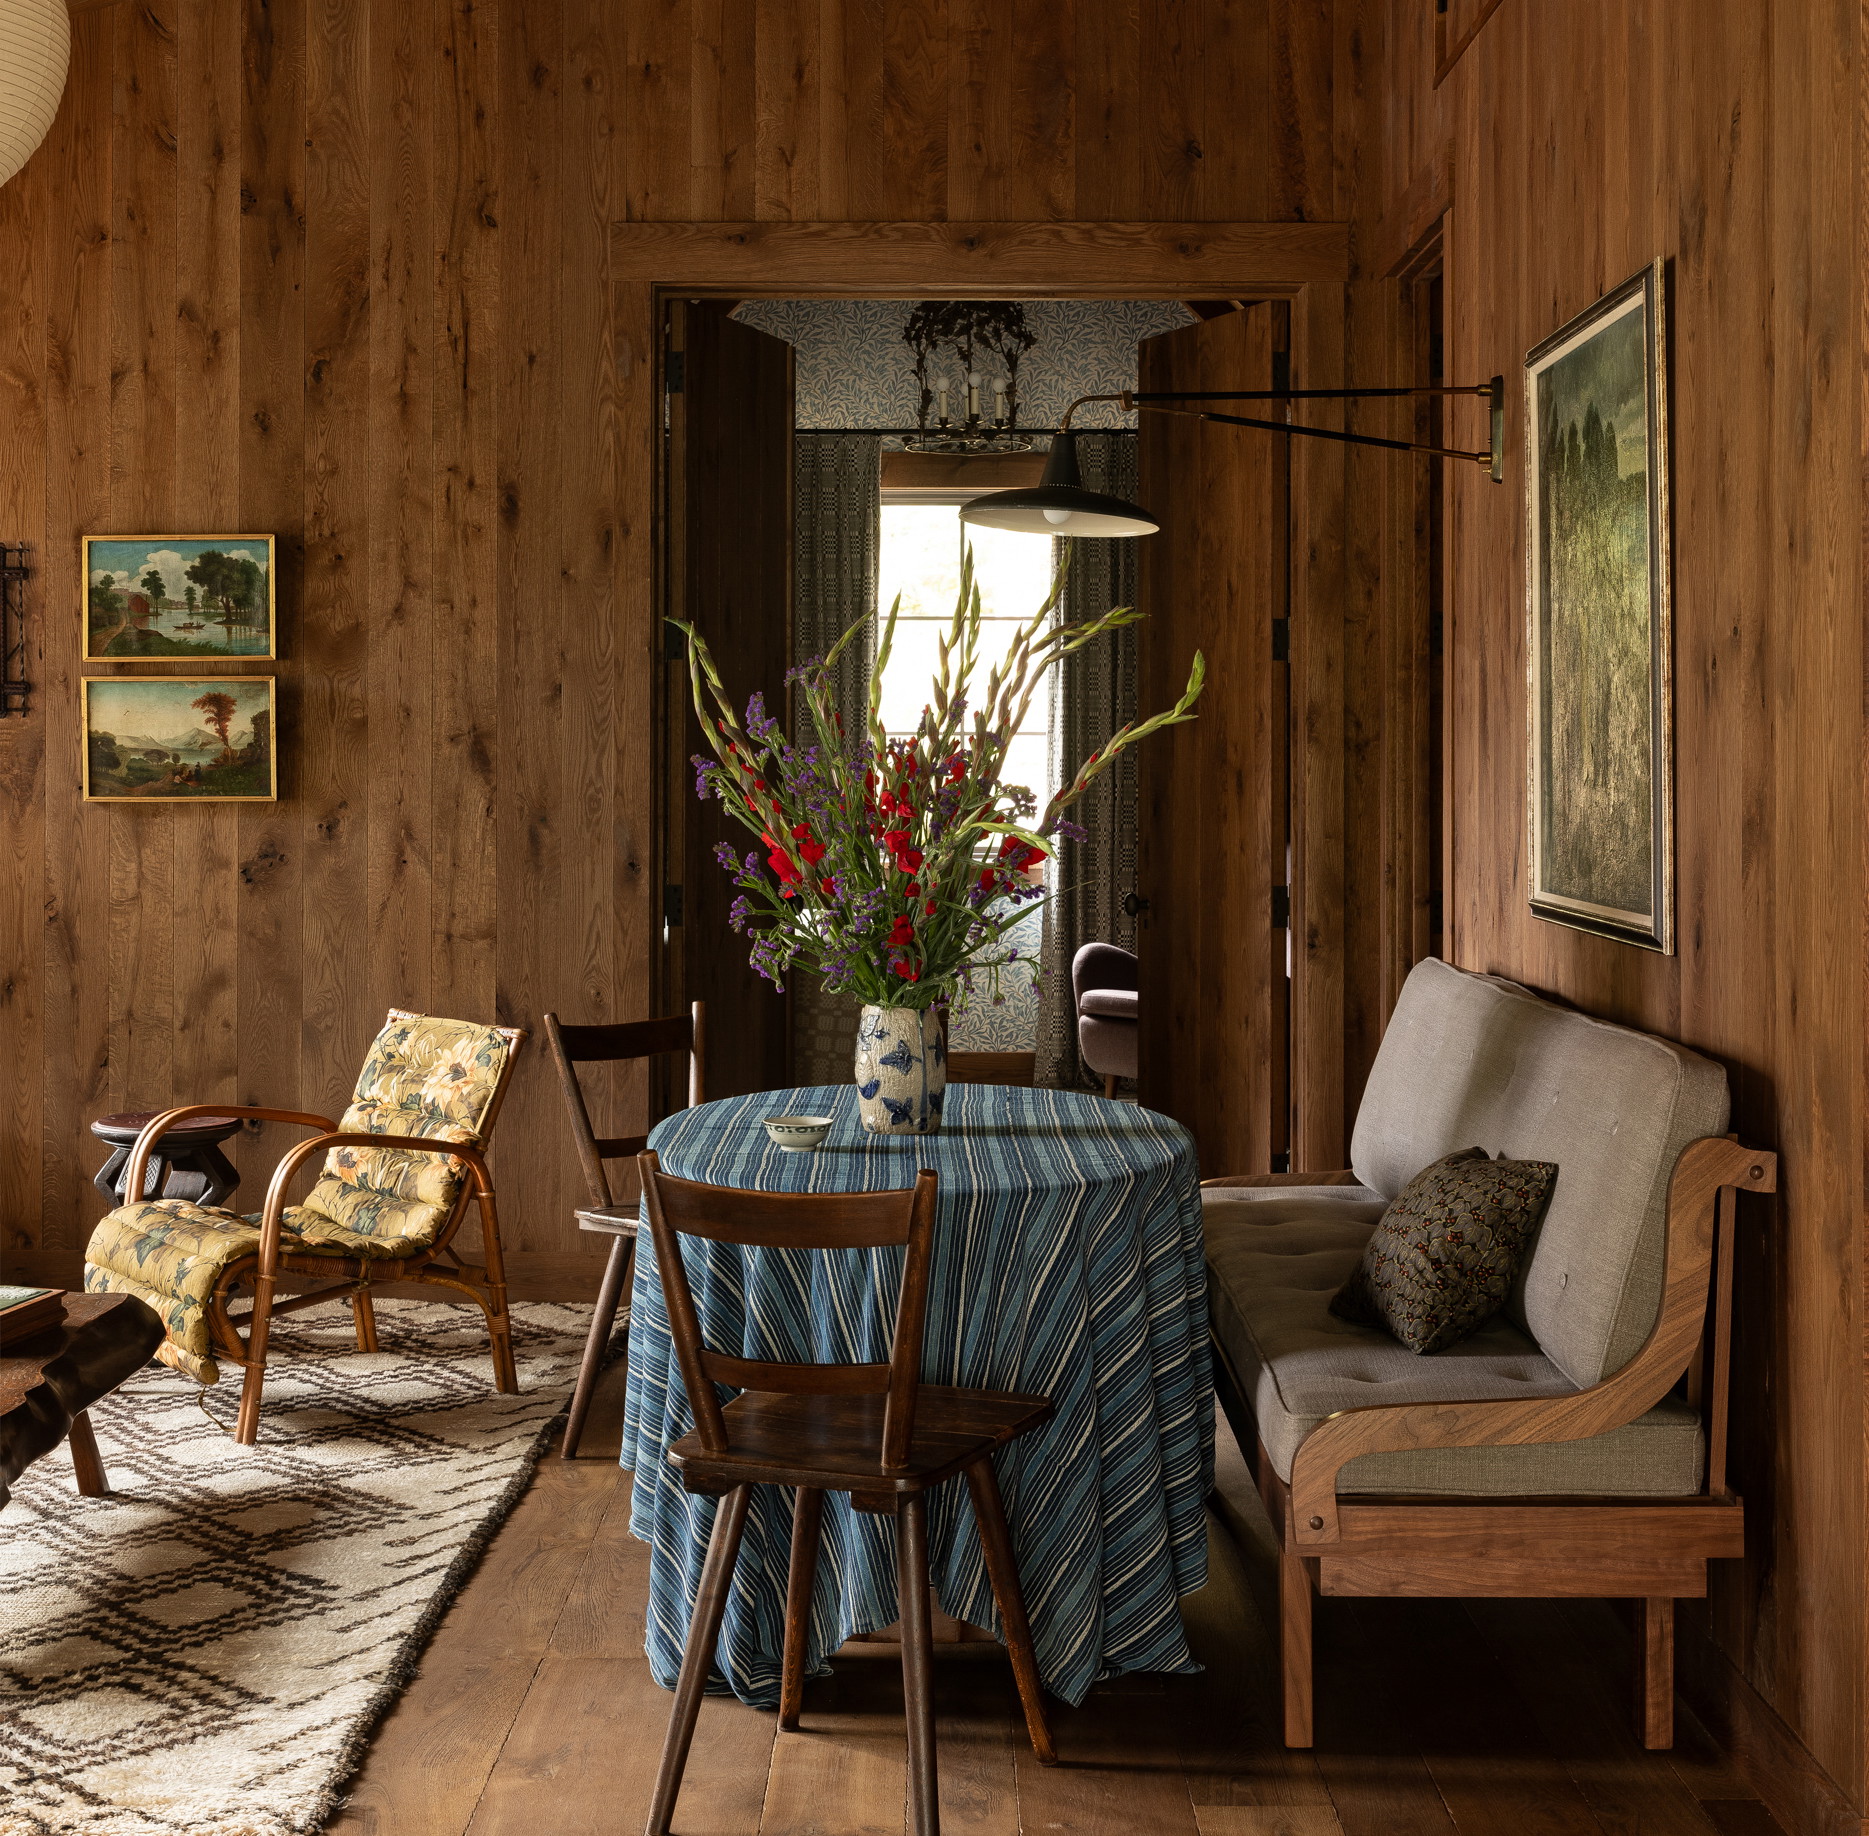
left=1272, top=617, right=1290, bottom=662
left=665, top=350, right=685, bottom=394
left=664, top=884, right=684, bottom=927
left=1272, top=884, right=1290, bottom=930
left=1271, top=1149, right=1292, bottom=1174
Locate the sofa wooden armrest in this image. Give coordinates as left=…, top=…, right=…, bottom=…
left=1287, top=1136, right=1776, bottom=1543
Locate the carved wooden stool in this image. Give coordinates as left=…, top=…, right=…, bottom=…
left=90, top=1110, right=244, bottom=1210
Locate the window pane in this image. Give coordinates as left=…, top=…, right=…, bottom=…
left=965, top=522, right=1058, bottom=621
left=997, top=732, right=1051, bottom=805
left=878, top=505, right=961, bottom=619
left=876, top=620, right=948, bottom=733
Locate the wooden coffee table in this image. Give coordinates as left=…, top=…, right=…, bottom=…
left=0, top=1291, right=165, bottom=1507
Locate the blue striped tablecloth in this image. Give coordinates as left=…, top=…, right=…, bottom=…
left=620, top=1081, right=1212, bottom=1709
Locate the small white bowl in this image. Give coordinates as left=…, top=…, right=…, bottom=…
left=764, top=1114, right=833, bottom=1152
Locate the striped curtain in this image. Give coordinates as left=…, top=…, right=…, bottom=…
left=1036, top=433, right=1141, bottom=1090
left=791, top=433, right=881, bottom=1085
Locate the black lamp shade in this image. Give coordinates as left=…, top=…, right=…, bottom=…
left=958, top=430, right=1161, bottom=538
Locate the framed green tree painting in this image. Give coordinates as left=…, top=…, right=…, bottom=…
left=1524, top=261, right=1673, bottom=953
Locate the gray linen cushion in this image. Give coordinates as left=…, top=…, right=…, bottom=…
left=1331, top=1147, right=1557, bottom=1353
left=1349, top=958, right=1729, bottom=1387
left=1079, top=988, right=1138, bottom=1021
left=1203, top=1194, right=1704, bottom=1495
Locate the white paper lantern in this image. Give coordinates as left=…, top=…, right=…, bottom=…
left=0, top=0, right=69, bottom=191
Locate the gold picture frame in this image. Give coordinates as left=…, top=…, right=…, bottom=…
left=82, top=534, right=277, bottom=661
left=82, top=676, right=278, bottom=802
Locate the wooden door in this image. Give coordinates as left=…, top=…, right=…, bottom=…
left=663, top=301, right=795, bottom=1098
left=1135, top=304, right=1289, bottom=1175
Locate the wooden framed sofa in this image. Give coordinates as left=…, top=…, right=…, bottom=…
left=1203, top=958, right=1775, bottom=1748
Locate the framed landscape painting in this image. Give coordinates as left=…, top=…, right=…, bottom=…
left=1524, top=261, right=1673, bottom=953
left=83, top=677, right=277, bottom=802
left=83, top=535, right=275, bottom=660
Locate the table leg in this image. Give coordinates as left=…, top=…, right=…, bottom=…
left=67, top=1411, right=109, bottom=1497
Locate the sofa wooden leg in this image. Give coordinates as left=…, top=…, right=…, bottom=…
left=1637, top=1596, right=1675, bottom=1748
left=1280, top=1543, right=1314, bottom=1747
left=1103, top=1074, right=1118, bottom=1100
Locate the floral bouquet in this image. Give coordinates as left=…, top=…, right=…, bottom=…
left=676, top=549, right=1204, bottom=1132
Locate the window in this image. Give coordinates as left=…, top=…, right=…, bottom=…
left=875, top=502, right=1057, bottom=807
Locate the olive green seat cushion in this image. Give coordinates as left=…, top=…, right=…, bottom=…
left=84, top=1013, right=515, bottom=1384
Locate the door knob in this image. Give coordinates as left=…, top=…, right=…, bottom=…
left=1122, top=892, right=1150, bottom=917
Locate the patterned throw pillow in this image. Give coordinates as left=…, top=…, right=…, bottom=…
left=1329, top=1147, right=1558, bottom=1354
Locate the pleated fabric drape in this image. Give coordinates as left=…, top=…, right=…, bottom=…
left=791, top=433, right=882, bottom=1085
left=1035, top=433, right=1142, bottom=1091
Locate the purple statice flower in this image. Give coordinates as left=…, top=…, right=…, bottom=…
left=1046, top=816, right=1089, bottom=846
left=714, top=841, right=742, bottom=874
left=784, top=655, right=825, bottom=686
left=745, top=691, right=778, bottom=741
left=692, top=754, right=722, bottom=800
left=728, top=895, right=753, bottom=933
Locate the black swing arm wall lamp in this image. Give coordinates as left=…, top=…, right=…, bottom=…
left=960, top=377, right=1506, bottom=537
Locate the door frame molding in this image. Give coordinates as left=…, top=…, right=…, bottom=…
left=613, top=218, right=1429, bottom=1167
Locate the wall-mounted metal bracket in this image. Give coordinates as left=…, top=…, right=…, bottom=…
left=0, top=545, right=30, bottom=716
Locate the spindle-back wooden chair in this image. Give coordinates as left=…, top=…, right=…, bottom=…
left=543, top=1004, right=703, bottom=1457
left=637, top=1150, right=1057, bottom=1836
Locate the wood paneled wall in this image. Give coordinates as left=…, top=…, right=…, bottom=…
left=1342, top=0, right=1867, bottom=1823
left=0, top=2, right=1339, bottom=1292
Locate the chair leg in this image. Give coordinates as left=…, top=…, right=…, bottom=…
left=67, top=1411, right=108, bottom=1497
left=563, top=1233, right=632, bottom=1459
left=1103, top=1073, right=1118, bottom=1100
left=897, top=1492, right=940, bottom=1836
left=1637, top=1596, right=1675, bottom=1748
left=234, top=1272, right=277, bottom=1447
left=352, top=1287, right=379, bottom=1353
left=779, top=1487, right=824, bottom=1731
left=645, top=1485, right=752, bottom=1836
left=964, top=1458, right=1056, bottom=1764
left=1279, top=1542, right=1314, bottom=1748
left=473, top=1190, right=521, bottom=1394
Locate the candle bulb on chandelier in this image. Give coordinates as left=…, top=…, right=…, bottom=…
left=993, top=378, right=1007, bottom=425
left=936, top=380, right=950, bottom=424
left=967, top=371, right=980, bottom=420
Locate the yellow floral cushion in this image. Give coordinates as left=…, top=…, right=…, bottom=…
left=84, top=1200, right=262, bottom=1384
left=292, top=1012, right=516, bottom=1259
left=82, top=1011, right=518, bottom=1383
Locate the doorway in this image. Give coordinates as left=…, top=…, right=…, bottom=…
left=629, top=221, right=1434, bottom=1173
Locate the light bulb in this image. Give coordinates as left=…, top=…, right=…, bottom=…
left=1042, top=507, right=1072, bottom=526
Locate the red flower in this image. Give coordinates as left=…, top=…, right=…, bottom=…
left=820, top=877, right=837, bottom=898
left=905, top=879, right=920, bottom=897
left=887, top=914, right=915, bottom=945
left=791, top=822, right=812, bottom=840
left=882, top=828, right=908, bottom=850
left=879, top=790, right=897, bottom=814
left=979, top=868, right=995, bottom=889
left=896, top=847, right=923, bottom=873
left=925, top=899, right=937, bottom=916
left=799, top=839, right=827, bottom=865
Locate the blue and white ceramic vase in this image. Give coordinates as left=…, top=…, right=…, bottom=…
left=854, top=1004, right=946, bottom=1135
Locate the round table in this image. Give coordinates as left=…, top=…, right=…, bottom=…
left=621, top=1081, right=1212, bottom=1710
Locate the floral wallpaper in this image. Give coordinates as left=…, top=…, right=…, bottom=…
left=732, top=298, right=1194, bottom=442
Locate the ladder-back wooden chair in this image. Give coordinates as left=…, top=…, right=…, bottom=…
left=83, top=1011, right=526, bottom=1445
left=638, top=1151, right=1057, bottom=1836
left=544, top=1003, right=703, bottom=1458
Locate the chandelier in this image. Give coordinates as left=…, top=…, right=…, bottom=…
left=901, top=302, right=1037, bottom=454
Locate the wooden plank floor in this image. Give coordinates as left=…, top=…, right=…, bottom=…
left=326, top=1367, right=1787, bottom=1836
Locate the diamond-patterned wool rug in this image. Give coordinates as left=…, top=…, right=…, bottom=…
left=0, top=1298, right=611, bottom=1836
